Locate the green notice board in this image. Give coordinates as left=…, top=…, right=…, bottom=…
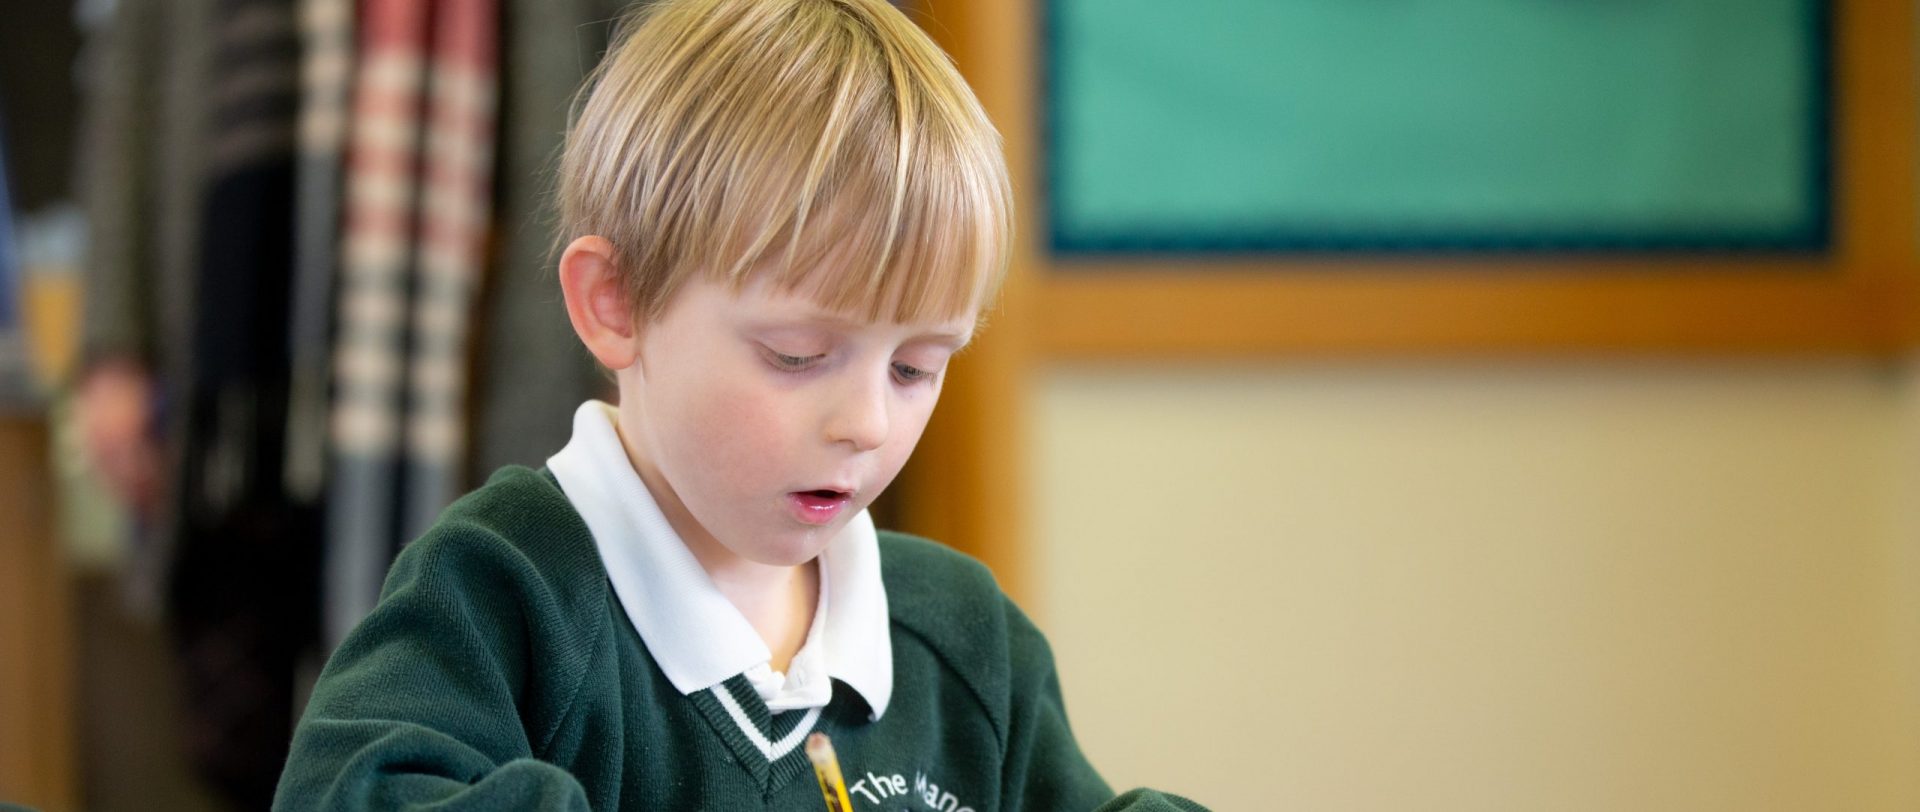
left=1045, top=0, right=1829, bottom=253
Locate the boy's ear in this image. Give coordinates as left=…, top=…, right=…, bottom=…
left=558, top=235, right=641, bottom=370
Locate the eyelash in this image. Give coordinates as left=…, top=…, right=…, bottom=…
left=768, top=351, right=816, bottom=370
left=766, top=350, right=936, bottom=385
left=893, top=363, right=933, bottom=384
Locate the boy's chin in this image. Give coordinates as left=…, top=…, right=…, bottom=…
left=736, top=524, right=843, bottom=568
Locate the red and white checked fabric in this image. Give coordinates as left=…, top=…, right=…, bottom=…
left=405, top=0, right=499, bottom=528
left=327, top=0, right=498, bottom=641
left=332, top=0, right=430, bottom=463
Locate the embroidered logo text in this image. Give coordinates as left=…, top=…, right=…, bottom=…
left=847, top=769, right=976, bottom=812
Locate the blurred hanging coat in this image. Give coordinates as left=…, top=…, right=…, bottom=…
left=79, top=0, right=318, bottom=806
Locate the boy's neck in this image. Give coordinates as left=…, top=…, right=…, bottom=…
left=677, top=527, right=819, bottom=673
left=702, top=555, right=819, bottom=673
left=611, top=405, right=822, bottom=671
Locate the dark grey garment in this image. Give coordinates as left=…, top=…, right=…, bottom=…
left=282, top=0, right=354, bottom=502
left=465, top=0, right=628, bottom=485
left=77, top=0, right=218, bottom=614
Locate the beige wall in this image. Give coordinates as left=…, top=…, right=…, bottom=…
left=1031, top=360, right=1920, bottom=810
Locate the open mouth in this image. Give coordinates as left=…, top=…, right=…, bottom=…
left=788, top=489, right=853, bottom=525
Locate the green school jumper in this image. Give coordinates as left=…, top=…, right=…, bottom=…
left=273, top=467, right=1206, bottom=811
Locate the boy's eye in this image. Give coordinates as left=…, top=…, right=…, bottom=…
left=766, top=349, right=822, bottom=370
left=892, top=362, right=935, bottom=384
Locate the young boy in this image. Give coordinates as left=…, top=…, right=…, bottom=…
left=275, top=0, right=1206, bottom=809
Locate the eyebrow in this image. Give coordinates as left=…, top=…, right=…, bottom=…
left=919, top=330, right=975, bottom=350
left=778, top=313, right=975, bottom=350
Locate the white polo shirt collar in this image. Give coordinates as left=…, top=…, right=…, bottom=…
left=547, top=401, right=894, bottom=719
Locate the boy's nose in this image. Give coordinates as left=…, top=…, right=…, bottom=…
left=824, top=371, right=889, bottom=452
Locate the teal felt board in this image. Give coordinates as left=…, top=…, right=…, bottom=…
left=1045, top=0, right=1829, bottom=253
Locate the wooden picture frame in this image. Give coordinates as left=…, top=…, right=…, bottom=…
left=1023, top=0, right=1918, bottom=357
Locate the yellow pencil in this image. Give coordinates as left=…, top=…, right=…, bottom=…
left=805, top=731, right=855, bottom=812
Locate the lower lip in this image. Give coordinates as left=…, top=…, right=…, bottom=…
left=788, top=492, right=851, bottom=525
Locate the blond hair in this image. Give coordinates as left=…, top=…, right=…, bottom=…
left=558, top=0, right=1012, bottom=324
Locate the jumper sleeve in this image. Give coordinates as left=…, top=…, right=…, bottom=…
left=273, top=524, right=593, bottom=811
left=998, top=599, right=1212, bottom=812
